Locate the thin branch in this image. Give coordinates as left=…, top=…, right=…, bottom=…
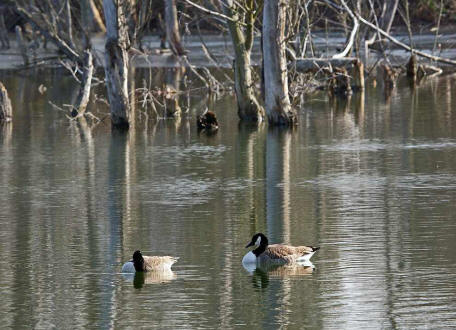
left=15, top=6, right=82, bottom=64
left=331, top=0, right=359, bottom=58
left=340, top=0, right=456, bottom=66
left=182, top=0, right=245, bottom=25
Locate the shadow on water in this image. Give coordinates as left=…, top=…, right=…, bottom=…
left=248, top=263, right=315, bottom=290
left=121, top=271, right=177, bottom=289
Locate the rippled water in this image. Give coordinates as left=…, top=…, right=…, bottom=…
left=0, top=69, right=456, bottom=329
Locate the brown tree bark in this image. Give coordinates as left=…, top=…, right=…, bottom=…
left=0, top=81, right=12, bottom=122
left=263, top=0, right=296, bottom=126
left=71, top=50, right=94, bottom=118
left=103, top=0, right=131, bottom=129
left=223, top=0, right=265, bottom=122
left=165, top=0, right=185, bottom=56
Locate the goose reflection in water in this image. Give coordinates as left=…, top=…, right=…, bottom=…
left=244, top=262, right=315, bottom=289
left=122, top=270, right=177, bottom=288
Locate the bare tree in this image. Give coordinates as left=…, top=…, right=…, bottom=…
left=165, top=0, right=185, bottom=55
left=222, top=0, right=265, bottom=122
left=184, top=0, right=264, bottom=122
left=103, top=0, right=131, bottom=128
left=263, top=0, right=296, bottom=125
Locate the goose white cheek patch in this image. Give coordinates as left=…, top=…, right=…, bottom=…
left=255, top=236, right=261, bottom=246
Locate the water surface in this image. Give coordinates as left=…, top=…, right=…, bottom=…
left=0, top=69, right=456, bottom=329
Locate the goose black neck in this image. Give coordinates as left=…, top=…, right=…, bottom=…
left=253, top=237, right=268, bottom=257
left=133, top=259, right=145, bottom=272
left=133, top=251, right=146, bottom=272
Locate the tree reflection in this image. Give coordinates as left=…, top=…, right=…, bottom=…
left=266, top=128, right=292, bottom=243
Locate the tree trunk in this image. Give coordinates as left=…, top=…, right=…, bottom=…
left=263, top=0, right=296, bottom=126
left=0, top=7, right=9, bottom=49
left=0, top=81, right=12, bottom=122
left=223, top=0, right=264, bottom=122
left=165, top=0, right=185, bottom=56
left=90, top=0, right=107, bottom=32
left=65, top=0, right=75, bottom=49
left=103, top=0, right=131, bottom=129
left=71, top=50, right=94, bottom=117
left=15, top=26, right=29, bottom=66
left=81, top=0, right=92, bottom=48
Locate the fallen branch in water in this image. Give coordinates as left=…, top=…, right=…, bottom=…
left=338, top=0, right=456, bottom=66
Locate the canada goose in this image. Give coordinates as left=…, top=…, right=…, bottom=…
left=197, top=109, right=219, bottom=131
left=121, top=250, right=178, bottom=273
left=242, top=233, right=319, bottom=265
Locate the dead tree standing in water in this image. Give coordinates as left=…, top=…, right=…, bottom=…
left=263, top=0, right=296, bottom=126
left=222, top=0, right=265, bottom=122
left=103, top=0, right=131, bottom=129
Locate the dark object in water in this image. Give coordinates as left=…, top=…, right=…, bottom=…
left=197, top=110, right=219, bottom=131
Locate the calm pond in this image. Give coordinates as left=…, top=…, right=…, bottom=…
left=1, top=68, right=456, bottom=329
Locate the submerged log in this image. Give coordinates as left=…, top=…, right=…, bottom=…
left=407, top=54, right=442, bottom=84
left=381, top=63, right=400, bottom=89
left=0, top=81, right=12, bottom=122
left=328, top=67, right=352, bottom=96
left=352, top=59, right=364, bottom=90
left=406, top=54, right=418, bottom=79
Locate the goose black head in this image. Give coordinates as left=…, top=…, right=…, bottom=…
left=245, top=233, right=268, bottom=248
left=245, top=233, right=268, bottom=256
left=133, top=250, right=145, bottom=272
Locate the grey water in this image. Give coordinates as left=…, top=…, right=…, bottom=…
left=1, top=68, right=456, bottom=329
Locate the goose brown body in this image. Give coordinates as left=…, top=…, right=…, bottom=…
left=122, top=250, right=178, bottom=273
left=243, top=233, right=319, bottom=265
left=258, top=244, right=318, bottom=264
left=140, top=256, right=179, bottom=271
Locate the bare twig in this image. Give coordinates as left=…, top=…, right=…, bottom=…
left=432, top=0, right=444, bottom=57
left=182, top=0, right=245, bottom=25
left=340, top=1, right=456, bottom=66
left=15, top=6, right=82, bottom=64
left=331, top=0, right=359, bottom=58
